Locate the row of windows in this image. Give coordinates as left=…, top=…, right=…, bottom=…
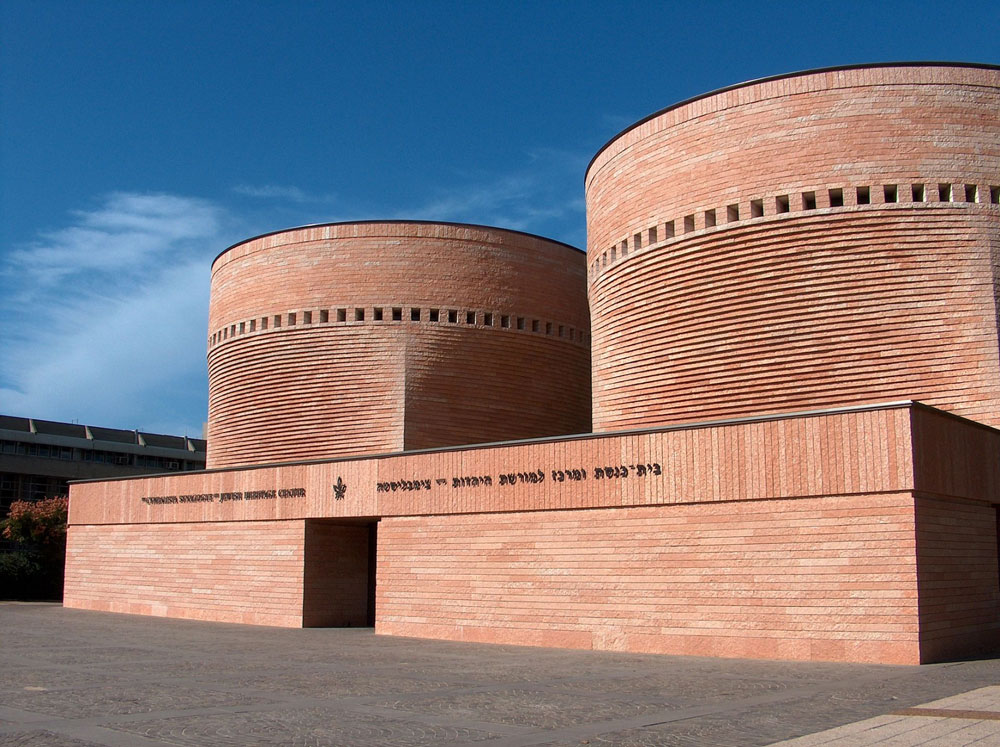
left=211, top=306, right=588, bottom=348
left=592, top=181, right=1000, bottom=280
left=0, top=440, right=198, bottom=471
left=0, top=473, right=69, bottom=510
left=2, top=440, right=74, bottom=460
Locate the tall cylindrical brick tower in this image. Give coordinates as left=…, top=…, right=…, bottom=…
left=206, top=221, right=590, bottom=468
left=586, top=63, right=1000, bottom=431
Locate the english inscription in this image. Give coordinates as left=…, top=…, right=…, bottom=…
left=141, top=488, right=306, bottom=505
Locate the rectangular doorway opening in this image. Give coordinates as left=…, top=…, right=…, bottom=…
left=303, top=519, right=378, bottom=627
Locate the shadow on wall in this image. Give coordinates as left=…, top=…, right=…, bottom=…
left=915, top=495, right=1000, bottom=663
left=302, top=519, right=377, bottom=627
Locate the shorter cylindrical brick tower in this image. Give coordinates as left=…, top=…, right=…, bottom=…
left=206, top=221, right=590, bottom=468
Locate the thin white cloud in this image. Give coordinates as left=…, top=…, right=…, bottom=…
left=396, top=148, right=589, bottom=246
left=233, top=184, right=337, bottom=204
left=0, top=151, right=589, bottom=436
left=233, top=148, right=590, bottom=246
left=229, top=150, right=590, bottom=244
left=0, top=192, right=226, bottom=435
left=600, top=112, right=638, bottom=134
left=5, top=193, right=221, bottom=293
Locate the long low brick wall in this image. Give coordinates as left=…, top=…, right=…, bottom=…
left=376, top=494, right=921, bottom=664
left=64, top=520, right=307, bottom=627
left=63, top=402, right=1000, bottom=664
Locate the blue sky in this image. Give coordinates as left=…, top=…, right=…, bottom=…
left=1, top=1, right=998, bottom=437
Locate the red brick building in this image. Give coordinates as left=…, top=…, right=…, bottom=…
left=206, top=222, right=591, bottom=468
left=64, top=63, right=1000, bottom=665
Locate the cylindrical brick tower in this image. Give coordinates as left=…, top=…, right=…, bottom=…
left=206, top=221, right=590, bottom=468
left=586, top=63, right=1000, bottom=431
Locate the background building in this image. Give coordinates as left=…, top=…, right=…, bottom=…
left=0, top=415, right=205, bottom=515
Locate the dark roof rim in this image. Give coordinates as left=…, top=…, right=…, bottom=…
left=213, top=220, right=584, bottom=266
left=1, top=414, right=204, bottom=443
left=585, top=61, right=1000, bottom=181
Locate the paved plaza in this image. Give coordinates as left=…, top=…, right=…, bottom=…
left=0, top=603, right=997, bottom=746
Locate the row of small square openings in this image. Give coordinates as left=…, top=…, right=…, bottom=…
left=592, top=181, right=1000, bottom=279
left=210, top=307, right=587, bottom=346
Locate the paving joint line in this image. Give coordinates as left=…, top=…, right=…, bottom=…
left=890, top=707, right=1000, bottom=721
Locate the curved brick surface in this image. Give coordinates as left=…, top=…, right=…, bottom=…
left=206, top=222, right=590, bottom=468
left=587, top=64, right=1000, bottom=431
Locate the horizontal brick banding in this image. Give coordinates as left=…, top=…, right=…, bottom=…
left=65, top=402, right=1000, bottom=663
left=591, top=209, right=1000, bottom=430
left=68, top=403, right=918, bottom=526
left=586, top=65, right=999, bottom=256
left=207, top=222, right=590, bottom=468
left=376, top=494, right=921, bottom=664
left=63, top=520, right=307, bottom=627
left=589, top=184, right=1000, bottom=283
left=209, top=304, right=588, bottom=350
left=207, top=327, right=405, bottom=467
left=62, top=64, right=1000, bottom=666
left=587, top=64, right=1000, bottom=431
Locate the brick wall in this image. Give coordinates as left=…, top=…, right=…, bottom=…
left=591, top=210, right=1000, bottom=430
left=586, top=64, right=999, bottom=257
left=67, top=403, right=916, bottom=527
left=206, top=222, right=590, bottom=468
left=587, top=64, right=1000, bottom=431
left=207, top=326, right=405, bottom=467
left=402, top=327, right=591, bottom=450
left=63, top=520, right=307, bottom=627
left=911, top=397, right=1000, bottom=502
left=376, top=494, right=922, bottom=664
left=909, top=405, right=1000, bottom=661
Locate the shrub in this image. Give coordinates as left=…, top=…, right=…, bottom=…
left=1, top=496, right=68, bottom=600
left=3, top=496, right=69, bottom=546
left=0, top=550, right=43, bottom=598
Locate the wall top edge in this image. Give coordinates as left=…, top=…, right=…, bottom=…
left=584, top=61, right=1000, bottom=185
left=213, top=220, right=584, bottom=268
left=71, top=400, right=983, bottom=487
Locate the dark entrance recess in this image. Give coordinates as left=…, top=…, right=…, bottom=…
left=302, top=518, right=378, bottom=627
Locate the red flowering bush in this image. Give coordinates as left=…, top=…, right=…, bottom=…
left=2, top=496, right=69, bottom=546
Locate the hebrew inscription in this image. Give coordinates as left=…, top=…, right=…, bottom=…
left=378, top=463, right=662, bottom=495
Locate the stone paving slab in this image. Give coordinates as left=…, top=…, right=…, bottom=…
left=1, top=603, right=997, bottom=746
left=770, top=685, right=1000, bottom=746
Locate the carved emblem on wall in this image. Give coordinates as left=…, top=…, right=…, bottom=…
left=332, top=477, right=347, bottom=500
